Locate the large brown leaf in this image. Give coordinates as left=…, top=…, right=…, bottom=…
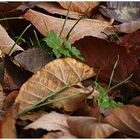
left=15, top=58, right=95, bottom=113
left=25, top=111, right=76, bottom=138
left=0, top=25, right=23, bottom=55
left=74, top=36, right=138, bottom=83
left=59, top=2, right=99, bottom=14
left=104, top=105, right=140, bottom=137
left=67, top=116, right=118, bottom=138
left=36, top=2, right=80, bottom=19
left=24, top=9, right=114, bottom=44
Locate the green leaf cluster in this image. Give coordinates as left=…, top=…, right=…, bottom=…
left=43, top=30, right=84, bottom=61
left=93, top=81, right=123, bottom=109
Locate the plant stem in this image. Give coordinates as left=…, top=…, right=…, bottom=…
left=17, top=91, right=80, bottom=118
left=8, top=24, right=31, bottom=55
left=0, top=17, right=23, bottom=21
left=107, top=74, right=133, bottom=92
left=17, top=83, right=71, bottom=118
left=59, top=1, right=72, bottom=38
left=108, top=55, right=119, bottom=88
left=33, top=30, right=41, bottom=48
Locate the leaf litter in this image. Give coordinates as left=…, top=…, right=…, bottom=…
left=0, top=1, right=140, bottom=139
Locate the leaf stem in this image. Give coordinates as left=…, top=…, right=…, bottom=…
left=59, top=1, right=72, bottom=38
left=0, top=17, right=23, bottom=21
left=8, top=24, right=31, bottom=55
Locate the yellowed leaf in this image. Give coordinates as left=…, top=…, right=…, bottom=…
left=59, top=2, right=99, bottom=14
left=104, top=105, right=140, bottom=137
left=24, top=9, right=114, bottom=44
left=67, top=116, right=118, bottom=138
left=25, top=111, right=76, bottom=138
left=15, top=58, right=95, bottom=113
left=0, top=25, right=24, bottom=55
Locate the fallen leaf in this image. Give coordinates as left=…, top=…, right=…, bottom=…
left=115, top=20, right=140, bottom=33
left=99, top=3, right=140, bottom=23
left=24, top=9, right=114, bottom=44
left=59, top=2, right=99, bottom=14
left=1, top=104, right=19, bottom=138
left=35, top=2, right=80, bottom=19
left=15, top=57, right=95, bottom=113
left=74, top=36, right=138, bottom=83
left=0, top=24, right=24, bottom=55
left=3, top=90, right=18, bottom=111
left=14, top=48, right=51, bottom=73
left=19, top=110, right=47, bottom=122
left=67, top=116, right=118, bottom=138
left=25, top=111, right=76, bottom=138
left=104, top=105, right=140, bottom=137
left=128, top=96, right=140, bottom=106
left=2, top=55, right=33, bottom=91
left=0, top=84, right=5, bottom=111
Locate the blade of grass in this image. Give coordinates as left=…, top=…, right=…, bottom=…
left=17, top=91, right=80, bottom=118
left=108, top=55, right=119, bottom=88
left=59, top=1, right=72, bottom=38
left=107, top=74, right=133, bottom=92
left=0, top=17, right=23, bottom=21
left=33, top=30, right=41, bottom=48
left=8, top=24, right=31, bottom=55
left=17, top=83, right=71, bottom=118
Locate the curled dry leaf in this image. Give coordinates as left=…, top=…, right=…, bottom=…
left=0, top=25, right=23, bottom=55
left=3, top=90, right=18, bottom=111
left=74, top=36, right=138, bottom=83
left=14, top=48, right=51, bottom=73
left=1, top=104, right=19, bottom=138
left=15, top=57, right=95, bottom=113
left=36, top=2, right=80, bottom=19
left=0, top=84, right=5, bottom=111
left=67, top=116, right=118, bottom=138
left=59, top=2, right=99, bottom=14
left=25, top=111, right=76, bottom=138
left=104, top=105, right=140, bottom=137
left=115, top=20, right=140, bottom=33
left=24, top=9, right=114, bottom=44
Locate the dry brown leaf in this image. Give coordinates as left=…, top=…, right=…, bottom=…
left=36, top=2, right=80, bottom=19
left=19, top=110, right=47, bottom=122
left=3, top=90, right=18, bottom=111
left=104, top=105, right=140, bottom=137
left=25, top=111, right=76, bottom=138
left=59, top=2, right=99, bottom=14
left=74, top=36, right=138, bottom=83
left=2, top=56, right=33, bottom=91
left=67, top=116, right=118, bottom=138
left=14, top=48, right=51, bottom=73
left=0, top=25, right=23, bottom=55
left=24, top=9, right=114, bottom=44
left=15, top=57, right=95, bottom=113
left=115, top=20, right=140, bottom=33
left=0, top=84, right=5, bottom=110
left=128, top=96, right=140, bottom=106
left=1, top=104, right=19, bottom=138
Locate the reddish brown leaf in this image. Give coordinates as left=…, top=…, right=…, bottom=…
left=74, top=36, right=138, bottom=83
left=14, top=48, right=51, bottom=73
left=1, top=104, right=19, bottom=138
left=36, top=2, right=80, bottom=19
left=67, top=116, right=118, bottom=138
left=24, top=9, right=114, bottom=44
left=104, top=105, right=140, bottom=137
left=3, top=90, right=18, bottom=111
left=128, top=96, right=140, bottom=106
left=0, top=84, right=5, bottom=110
left=59, top=2, right=99, bottom=14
